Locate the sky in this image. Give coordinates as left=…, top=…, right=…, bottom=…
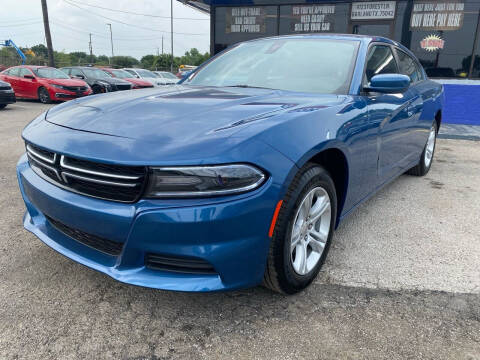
left=2, top=0, right=211, bottom=59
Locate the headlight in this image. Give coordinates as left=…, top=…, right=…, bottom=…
left=144, top=164, right=266, bottom=198
left=50, top=84, right=67, bottom=90
left=98, top=81, right=111, bottom=89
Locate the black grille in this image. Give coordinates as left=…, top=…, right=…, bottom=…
left=116, top=84, right=132, bottom=91
left=145, top=253, right=217, bottom=275
left=63, top=86, right=88, bottom=92
left=0, top=85, right=11, bottom=90
left=46, top=215, right=123, bottom=256
left=26, top=143, right=147, bottom=203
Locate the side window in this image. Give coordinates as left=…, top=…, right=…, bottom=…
left=364, top=45, right=398, bottom=84
left=9, top=67, right=20, bottom=77
left=395, top=50, right=421, bottom=83
left=125, top=69, right=138, bottom=78
left=62, top=68, right=71, bottom=75
left=19, top=68, right=33, bottom=77
left=70, top=68, right=84, bottom=77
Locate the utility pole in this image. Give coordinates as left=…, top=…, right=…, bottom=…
left=170, top=0, right=174, bottom=72
left=107, top=23, right=114, bottom=64
left=88, top=33, right=93, bottom=58
left=161, top=35, right=164, bottom=55
left=41, top=0, right=55, bottom=67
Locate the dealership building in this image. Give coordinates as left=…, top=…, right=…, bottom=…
left=182, top=0, right=480, bottom=125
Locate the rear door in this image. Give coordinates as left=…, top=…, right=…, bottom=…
left=5, top=67, right=21, bottom=94
left=363, top=44, right=422, bottom=184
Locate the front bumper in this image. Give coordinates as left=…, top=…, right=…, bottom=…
left=49, top=88, right=92, bottom=101
left=0, top=89, right=16, bottom=104
left=17, top=154, right=281, bottom=292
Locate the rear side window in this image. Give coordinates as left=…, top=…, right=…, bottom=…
left=70, top=68, right=84, bottom=77
left=8, top=67, right=20, bottom=77
left=364, top=45, right=398, bottom=83
left=395, top=49, right=422, bottom=83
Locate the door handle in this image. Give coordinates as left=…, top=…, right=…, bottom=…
left=407, top=105, right=415, bottom=117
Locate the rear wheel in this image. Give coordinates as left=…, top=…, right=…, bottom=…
left=38, top=87, right=51, bottom=104
left=263, top=163, right=337, bottom=294
left=407, top=121, right=437, bottom=176
left=0, top=104, right=6, bottom=109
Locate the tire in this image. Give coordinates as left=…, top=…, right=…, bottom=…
left=263, top=163, right=337, bottom=294
left=91, top=85, right=102, bottom=94
left=0, top=104, right=6, bottom=109
left=407, top=121, right=437, bottom=176
left=38, top=87, right=51, bottom=104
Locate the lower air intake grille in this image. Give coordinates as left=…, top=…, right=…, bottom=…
left=46, top=215, right=123, bottom=256
left=145, top=253, right=217, bottom=275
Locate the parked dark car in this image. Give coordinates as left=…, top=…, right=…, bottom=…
left=0, top=80, right=16, bottom=109
left=0, top=66, right=91, bottom=104
left=61, top=66, right=132, bottom=94
left=18, top=35, right=443, bottom=294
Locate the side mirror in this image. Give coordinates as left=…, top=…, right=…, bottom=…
left=364, top=74, right=410, bottom=94
left=24, top=74, right=35, bottom=80
left=74, top=74, right=85, bottom=79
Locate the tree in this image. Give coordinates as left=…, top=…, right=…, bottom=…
left=31, top=44, right=48, bottom=59
left=140, top=55, right=156, bottom=69
left=111, top=56, right=139, bottom=68
left=153, top=54, right=173, bottom=71
left=96, top=55, right=110, bottom=65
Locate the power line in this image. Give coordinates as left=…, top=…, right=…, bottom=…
left=50, top=20, right=173, bottom=42
left=63, top=0, right=209, bottom=20
left=62, top=0, right=208, bottom=36
left=0, top=21, right=43, bottom=28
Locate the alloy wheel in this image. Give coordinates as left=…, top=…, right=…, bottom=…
left=39, top=88, right=50, bottom=104
left=290, top=187, right=331, bottom=275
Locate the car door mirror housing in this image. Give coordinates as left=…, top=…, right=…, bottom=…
left=74, top=74, right=85, bottom=79
left=364, top=74, right=410, bottom=94
left=24, top=74, right=35, bottom=80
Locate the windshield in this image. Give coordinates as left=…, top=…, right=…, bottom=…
left=111, top=69, right=134, bottom=79
left=83, top=68, right=112, bottom=79
left=159, top=72, right=177, bottom=79
left=33, top=67, right=70, bottom=79
left=136, top=69, right=158, bottom=78
left=187, top=38, right=359, bottom=94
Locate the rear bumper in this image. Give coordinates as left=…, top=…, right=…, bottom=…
left=0, top=89, right=16, bottom=104
left=17, top=154, right=279, bottom=292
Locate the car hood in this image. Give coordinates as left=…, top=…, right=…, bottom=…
left=125, top=78, right=153, bottom=87
left=46, top=78, right=87, bottom=86
left=28, top=85, right=346, bottom=163
left=93, top=77, right=131, bottom=85
left=46, top=85, right=344, bottom=138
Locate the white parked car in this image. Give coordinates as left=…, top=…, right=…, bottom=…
left=153, top=71, right=180, bottom=85
left=123, top=68, right=166, bottom=87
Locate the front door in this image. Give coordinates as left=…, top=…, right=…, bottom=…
left=363, top=44, right=421, bottom=184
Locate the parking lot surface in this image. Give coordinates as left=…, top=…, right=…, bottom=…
left=1, top=101, right=479, bottom=360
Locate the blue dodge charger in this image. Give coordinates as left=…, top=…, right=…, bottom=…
left=17, top=35, right=443, bottom=294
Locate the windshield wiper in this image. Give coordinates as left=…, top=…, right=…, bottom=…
left=225, top=84, right=275, bottom=90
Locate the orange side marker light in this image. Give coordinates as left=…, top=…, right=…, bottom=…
left=268, top=200, right=283, bottom=238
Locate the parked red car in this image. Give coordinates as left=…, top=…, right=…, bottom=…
left=101, top=68, right=154, bottom=89
left=0, top=65, right=92, bottom=103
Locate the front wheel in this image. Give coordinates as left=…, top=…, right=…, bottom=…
left=407, top=121, right=437, bottom=176
left=38, top=87, right=51, bottom=104
left=263, top=164, right=337, bottom=294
